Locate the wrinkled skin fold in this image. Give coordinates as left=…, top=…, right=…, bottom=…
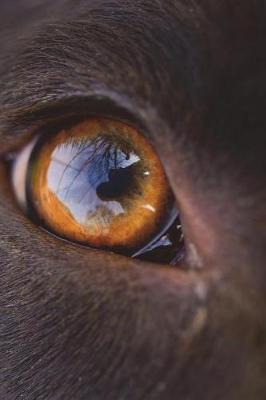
left=0, top=1, right=266, bottom=399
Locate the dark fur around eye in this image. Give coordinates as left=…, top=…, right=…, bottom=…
left=0, top=1, right=266, bottom=400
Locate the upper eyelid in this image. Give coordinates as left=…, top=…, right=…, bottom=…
left=0, top=92, right=155, bottom=159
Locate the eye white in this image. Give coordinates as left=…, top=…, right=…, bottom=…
left=12, top=137, right=38, bottom=210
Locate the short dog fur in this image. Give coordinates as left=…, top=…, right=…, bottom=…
left=0, top=1, right=266, bottom=399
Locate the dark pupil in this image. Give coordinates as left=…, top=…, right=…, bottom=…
left=97, top=163, right=138, bottom=201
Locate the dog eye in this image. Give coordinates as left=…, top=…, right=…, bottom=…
left=11, top=117, right=184, bottom=264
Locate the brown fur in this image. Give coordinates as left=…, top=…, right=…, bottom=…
left=0, top=1, right=266, bottom=399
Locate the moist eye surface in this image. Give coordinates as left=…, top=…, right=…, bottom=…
left=12, top=117, right=184, bottom=264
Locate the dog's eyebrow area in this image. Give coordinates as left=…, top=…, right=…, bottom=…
left=0, top=2, right=206, bottom=152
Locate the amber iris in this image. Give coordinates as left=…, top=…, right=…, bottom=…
left=27, top=118, right=176, bottom=253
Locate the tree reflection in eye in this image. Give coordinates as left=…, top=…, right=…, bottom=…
left=12, top=117, right=185, bottom=265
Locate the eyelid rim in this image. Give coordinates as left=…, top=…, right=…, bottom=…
left=10, top=116, right=186, bottom=263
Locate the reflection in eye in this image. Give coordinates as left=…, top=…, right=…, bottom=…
left=12, top=118, right=184, bottom=265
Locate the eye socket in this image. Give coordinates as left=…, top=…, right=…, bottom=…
left=11, top=117, right=184, bottom=265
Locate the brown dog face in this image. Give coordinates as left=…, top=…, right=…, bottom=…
left=0, top=1, right=265, bottom=399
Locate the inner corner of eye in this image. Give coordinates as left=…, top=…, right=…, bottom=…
left=11, top=136, right=39, bottom=209
left=11, top=117, right=185, bottom=266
